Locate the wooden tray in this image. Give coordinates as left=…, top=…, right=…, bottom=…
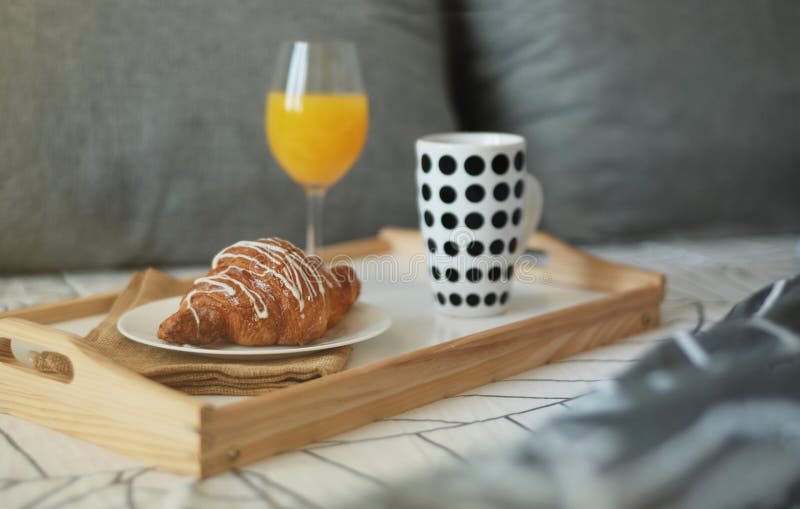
left=0, top=228, right=664, bottom=476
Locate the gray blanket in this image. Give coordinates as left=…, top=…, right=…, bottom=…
left=356, top=275, right=800, bottom=509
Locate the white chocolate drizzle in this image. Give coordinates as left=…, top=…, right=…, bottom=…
left=183, top=238, right=342, bottom=334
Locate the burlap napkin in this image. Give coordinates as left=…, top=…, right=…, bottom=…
left=33, top=268, right=351, bottom=395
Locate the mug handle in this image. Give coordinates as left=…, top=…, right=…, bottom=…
left=519, top=173, right=544, bottom=243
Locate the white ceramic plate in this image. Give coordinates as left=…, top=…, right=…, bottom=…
left=116, top=296, right=392, bottom=359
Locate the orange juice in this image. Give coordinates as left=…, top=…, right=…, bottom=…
left=266, top=92, right=368, bottom=188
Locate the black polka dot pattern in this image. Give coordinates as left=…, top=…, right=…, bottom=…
left=422, top=154, right=432, bottom=173
left=466, top=268, right=482, bottom=282
left=419, top=146, right=523, bottom=313
left=466, top=185, right=485, bottom=203
left=422, top=184, right=431, bottom=201
left=512, top=208, right=522, bottom=226
left=490, top=239, right=504, bottom=254
left=467, top=241, right=484, bottom=256
left=493, top=183, right=509, bottom=201
left=492, top=154, right=509, bottom=175
left=492, top=211, right=508, bottom=228
left=439, top=155, right=456, bottom=175
left=514, top=151, right=524, bottom=171
left=465, top=212, right=484, bottom=229
left=440, top=186, right=456, bottom=203
left=434, top=291, right=512, bottom=308
left=441, top=213, right=457, bottom=229
left=445, top=268, right=459, bottom=282
left=464, top=155, right=485, bottom=176
left=514, top=179, right=524, bottom=198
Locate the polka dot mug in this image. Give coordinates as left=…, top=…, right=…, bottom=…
left=416, top=132, right=543, bottom=317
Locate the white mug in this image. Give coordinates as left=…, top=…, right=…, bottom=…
left=415, top=132, right=543, bottom=317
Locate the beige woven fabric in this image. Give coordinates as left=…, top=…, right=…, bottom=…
left=34, top=268, right=351, bottom=395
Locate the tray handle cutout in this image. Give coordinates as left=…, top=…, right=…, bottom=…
left=0, top=319, right=88, bottom=386
left=0, top=336, right=74, bottom=384
left=0, top=317, right=201, bottom=404
left=524, top=232, right=665, bottom=294
left=377, top=227, right=665, bottom=295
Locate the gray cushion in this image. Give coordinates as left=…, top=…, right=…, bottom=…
left=0, top=1, right=455, bottom=271
left=444, top=0, right=800, bottom=242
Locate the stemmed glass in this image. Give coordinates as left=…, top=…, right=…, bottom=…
left=266, top=41, right=368, bottom=254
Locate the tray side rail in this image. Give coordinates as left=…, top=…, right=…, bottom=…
left=200, top=286, right=661, bottom=476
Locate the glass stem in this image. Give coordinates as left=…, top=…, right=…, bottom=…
left=305, top=187, right=326, bottom=254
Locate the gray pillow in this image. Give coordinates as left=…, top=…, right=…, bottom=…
left=444, top=0, right=800, bottom=242
left=0, top=1, right=455, bottom=271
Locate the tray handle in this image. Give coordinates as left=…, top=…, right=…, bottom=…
left=377, top=227, right=665, bottom=295
left=0, top=317, right=107, bottom=383
left=0, top=318, right=86, bottom=385
left=0, top=317, right=195, bottom=400
left=525, top=232, right=665, bottom=293
left=0, top=317, right=204, bottom=475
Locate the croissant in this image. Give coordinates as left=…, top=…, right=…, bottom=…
left=158, top=238, right=361, bottom=346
